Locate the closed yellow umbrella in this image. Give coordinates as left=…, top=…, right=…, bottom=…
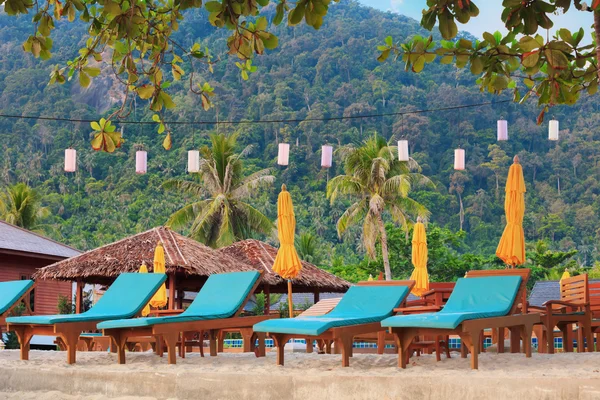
left=496, top=155, right=526, bottom=267
left=560, top=268, right=570, bottom=282
left=149, top=242, right=168, bottom=308
left=272, top=184, right=302, bottom=318
left=409, top=218, right=429, bottom=297
left=138, top=263, right=151, bottom=317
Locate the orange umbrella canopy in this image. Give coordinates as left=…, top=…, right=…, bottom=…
left=496, top=156, right=526, bottom=267
left=149, top=242, right=168, bottom=308
left=272, top=184, right=302, bottom=280
left=409, top=219, right=429, bottom=297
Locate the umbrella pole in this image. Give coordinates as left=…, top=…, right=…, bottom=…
left=288, top=280, right=294, bottom=318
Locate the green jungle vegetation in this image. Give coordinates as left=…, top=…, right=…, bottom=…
left=0, top=1, right=599, bottom=284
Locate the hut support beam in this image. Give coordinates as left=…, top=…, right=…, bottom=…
left=75, top=280, right=83, bottom=314
left=314, top=290, right=320, bottom=304
left=264, top=284, right=270, bottom=316
left=168, top=273, right=176, bottom=310
left=177, top=289, right=184, bottom=309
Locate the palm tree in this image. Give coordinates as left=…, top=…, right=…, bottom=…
left=164, top=133, right=275, bottom=248
left=327, top=134, right=431, bottom=281
left=296, top=232, right=320, bottom=264
left=0, top=183, right=50, bottom=231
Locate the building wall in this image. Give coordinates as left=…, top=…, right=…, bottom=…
left=0, top=253, right=72, bottom=315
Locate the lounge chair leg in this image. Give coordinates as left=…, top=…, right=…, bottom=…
left=209, top=330, right=218, bottom=357
left=377, top=331, right=386, bottom=355
left=272, top=334, right=287, bottom=366
left=108, top=332, right=128, bottom=364
left=460, top=342, right=467, bottom=358
left=155, top=335, right=164, bottom=357
left=509, top=327, right=520, bottom=353
left=255, top=332, right=266, bottom=357
left=162, top=332, right=179, bottom=365
left=14, top=327, right=33, bottom=361
left=199, top=331, right=205, bottom=357
left=497, top=327, right=505, bottom=353
left=445, top=336, right=451, bottom=359
left=305, top=338, right=313, bottom=353
left=435, top=336, right=441, bottom=362
left=521, top=324, right=532, bottom=358
left=461, top=331, right=480, bottom=370
left=240, top=328, right=253, bottom=353
left=59, top=331, right=81, bottom=365
left=217, top=330, right=225, bottom=353
left=179, top=332, right=186, bottom=359
left=325, top=340, right=332, bottom=354
left=339, top=335, right=353, bottom=367
left=393, top=328, right=416, bottom=369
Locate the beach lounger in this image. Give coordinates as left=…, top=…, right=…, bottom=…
left=382, top=275, right=540, bottom=370
left=6, top=273, right=166, bottom=364
left=253, top=280, right=415, bottom=367
left=0, top=280, right=35, bottom=334
left=99, top=271, right=271, bottom=364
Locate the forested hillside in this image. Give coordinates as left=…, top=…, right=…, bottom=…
left=0, top=1, right=598, bottom=281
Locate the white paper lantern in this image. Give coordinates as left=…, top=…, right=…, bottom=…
left=64, top=148, right=76, bottom=172
left=549, top=119, right=559, bottom=141
left=277, top=143, right=290, bottom=166
left=321, top=145, right=333, bottom=168
left=187, top=150, right=200, bottom=173
left=136, top=150, right=147, bottom=174
left=454, top=148, right=465, bottom=170
left=497, top=120, right=508, bottom=141
left=397, top=140, right=409, bottom=161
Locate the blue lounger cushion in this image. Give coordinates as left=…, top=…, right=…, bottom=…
left=381, top=275, right=522, bottom=330
left=6, top=273, right=166, bottom=325
left=0, top=280, right=34, bottom=315
left=253, top=285, right=411, bottom=336
left=98, top=271, right=260, bottom=330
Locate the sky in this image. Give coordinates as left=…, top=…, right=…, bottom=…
left=359, top=0, right=594, bottom=42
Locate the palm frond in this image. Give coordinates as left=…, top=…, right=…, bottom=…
left=336, top=199, right=367, bottom=237
left=162, top=179, right=204, bottom=197
left=326, top=175, right=364, bottom=204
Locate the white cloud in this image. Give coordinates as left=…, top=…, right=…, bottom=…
left=390, top=0, right=403, bottom=13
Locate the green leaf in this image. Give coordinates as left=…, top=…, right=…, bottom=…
left=522, top=51, right=539, bottom=68
left=545, top=49, right=569, bottom=69
left=79, top=71, right=90, bottom=87
left=470, top=57, right=483, bottom=74
left=519, top=36, right=540, bottom=52
left=289, top=4, right=306, bottom=25
left=137, top=85, right=154, bottom=99
left=412, top=56, right=425, bottom=73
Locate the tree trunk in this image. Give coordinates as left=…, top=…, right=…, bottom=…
left=595, top=11, right=600, bottom=83
left=376, top=213, right=392, bottom=281
left=458, top=192, right=464, bottom=231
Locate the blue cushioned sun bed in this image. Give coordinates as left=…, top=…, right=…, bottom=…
left=0, top=280, right=34, bottom=316
left=6, top=273, right=166, bottom=364
left=253, top=282, right=414, bottom=367
left=98, top=271, right=260, bottom=330
left=381, top=276, right=521, bottom=330
left=381, top=274, right=541, bottom=370
left=99, top=271, right=272, bottom=365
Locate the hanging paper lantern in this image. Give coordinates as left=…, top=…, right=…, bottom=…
left=64, top=148, right=76, bottom=172
left=397, top=140, right=409, bottom=161
left=497, top=120, right=508, bottom=141
left=454, top=148, right=465, bottom=170
left=277, top=143, right=290, bottom=166
left=321, top=145, right=333, bottom=168
left=187, top=150, right=200, bottom=173
left=136, top=150, right=147, bottom=174
left=549, top=120, right=559, bottom=141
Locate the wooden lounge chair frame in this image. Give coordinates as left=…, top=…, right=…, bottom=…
left=0, top=282, right=35, bottom=335
left=268, top=280, right=415, bottom=367
left=391, top=269, right=540, bottom=370
left=530, top=274, right=593, bottom=353
left=102, top=271, right=272, bottom=365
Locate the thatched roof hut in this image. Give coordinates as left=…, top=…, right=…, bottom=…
left=35, top=229, right=350, bottom=299
left=34, top=227, right=255, bottom=291
left=218, top=239, right=350, bottom=294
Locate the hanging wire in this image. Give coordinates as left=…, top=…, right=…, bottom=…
left=0, top=100, right=512, bottom=127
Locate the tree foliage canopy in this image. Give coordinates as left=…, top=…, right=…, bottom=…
left=378, top=0, right=600, bottom=122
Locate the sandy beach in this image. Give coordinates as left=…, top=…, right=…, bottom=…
left=1, top=349, right=600, bottom=399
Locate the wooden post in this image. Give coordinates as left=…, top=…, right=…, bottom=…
left=313, top=290, right=320, bottom=305
left=168, top=273, right=176, bottom=310
left=264, top=284, right=270, bottom=316
left=177, top=289, right=184, bottom=309
left=287, top=280, right=294, bottom=318
left=75, top=280, right=83, bottom=314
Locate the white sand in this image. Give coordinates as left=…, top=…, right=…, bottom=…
left=1, top=349, right=600, bottom=399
